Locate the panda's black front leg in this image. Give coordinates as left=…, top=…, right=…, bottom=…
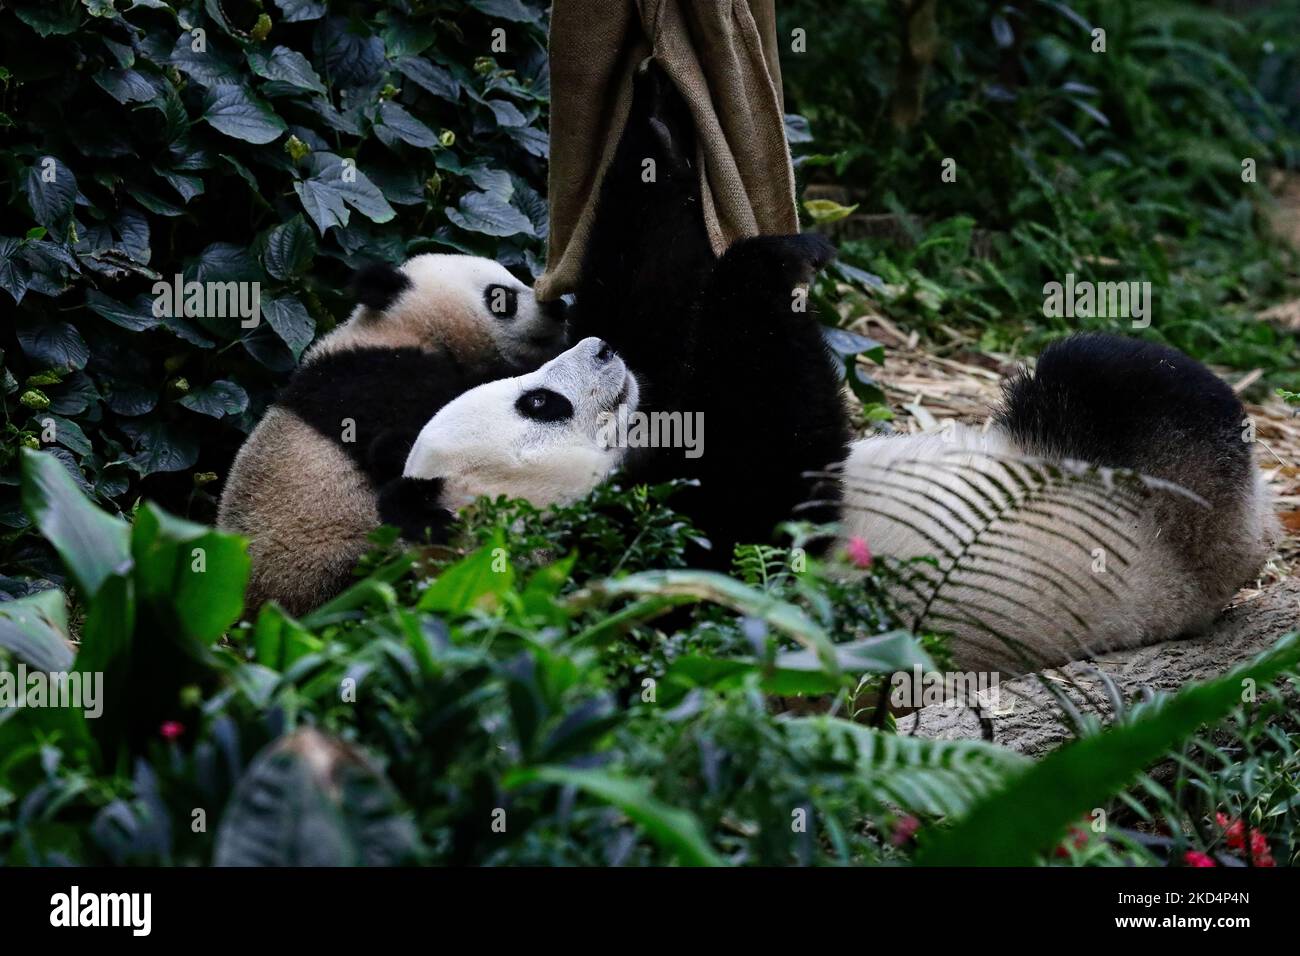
left=684, top=232, right=851, bottom=549
left=573, top=59, right=713, bottom=391
left=376, top=477, right=456, bottom=544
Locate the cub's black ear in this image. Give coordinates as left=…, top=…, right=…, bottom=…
left=351, top=261, right=412, bottom=313
left=376, top=477, right=455, bottom=543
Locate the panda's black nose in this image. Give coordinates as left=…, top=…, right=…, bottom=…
left=595, top=340, right=617, bottom=364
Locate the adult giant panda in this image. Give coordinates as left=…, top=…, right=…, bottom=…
left=376, top=61, right=1277, bottom=676
left=382, top=331, right=1277, bottom=676
left=561, top=59, right=852, bottom=561
left=218, top=254, right=568, bottom=616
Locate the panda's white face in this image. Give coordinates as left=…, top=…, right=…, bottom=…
left=313, top=254, right=567, bottom=368
left=400, top=255, right=566, bottom=367
left=403, top=337, right=639, bottom=508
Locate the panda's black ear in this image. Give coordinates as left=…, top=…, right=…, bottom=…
left=351, top=261, right=412, bottom=313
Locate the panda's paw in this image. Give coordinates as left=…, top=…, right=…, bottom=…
left=716, top=233, right=837, bottom=292
left=376, top=477, right=455, bottom=543
left=631, top=59, right=693, bottom=179
left=367, top=427, right=418, bottom=485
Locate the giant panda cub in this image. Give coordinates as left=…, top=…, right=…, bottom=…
left=379, top=61, right=1277, bottom=676
left=218, top=254, right=568, bottom=616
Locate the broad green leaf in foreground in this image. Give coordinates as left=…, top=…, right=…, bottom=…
left=20, top=448, right=130, bottom=601
left=916, top=632, right=1300, bottom=865
left=215, top=729, right=419, bottom=866
left=0, top=587, right=74, bottom=672
left=418, top=537, right=515, bottom=615
left=130, top=503, right=250, bottom=646
left=506, top=766, right=723, bottom=867
left=591, top=570, right=840, bottom=674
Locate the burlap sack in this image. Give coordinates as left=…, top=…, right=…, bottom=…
left=536, top=0, right=798, bottom=300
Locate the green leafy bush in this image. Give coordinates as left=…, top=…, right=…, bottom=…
left=3, top=1, right=1300, bottom=868
left=1, top=0, right=551, bottom=594
left=3, top=448, right=1298, bottom=866
left=785, top=0, right=1300, bottom=382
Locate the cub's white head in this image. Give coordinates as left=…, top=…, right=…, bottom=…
left=404, top=337, right=640, bottom=508
left=312, top=253, right=568, bottom=369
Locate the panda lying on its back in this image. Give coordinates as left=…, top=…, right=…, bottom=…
left=379, top=61, right=1277, bottom=676
left=218, top=254, right=567, bottom=616
left=378, top=335, right=639, bottom=538
left=383, top=331, right=1278, bottom=677
left=565, top=59, right=852, bottom=560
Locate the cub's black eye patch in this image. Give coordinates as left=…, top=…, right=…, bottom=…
left=516, top=388, right=574, bottom=423
left=484, top=284, right=519, bottom=319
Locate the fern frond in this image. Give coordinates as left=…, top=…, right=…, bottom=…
left=809, top=448, right=1208, bottom=674
left=786, top=715, right=1029, bottom=818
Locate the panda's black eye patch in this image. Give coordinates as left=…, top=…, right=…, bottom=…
left=515, top=388, right=574, bottom=423
left=484, top=284, right=519, bottom=319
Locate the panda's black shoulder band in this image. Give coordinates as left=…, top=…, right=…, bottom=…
left=352, top=261, right=413, bottom=313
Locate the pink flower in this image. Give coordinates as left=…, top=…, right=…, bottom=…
left=160, top=721, right=185, bottom=741
left=891, top=815, right=920, bottom=846
left=845, top=536, right=873, bottom=569
left=1183, top=851, right=1217, bottom=868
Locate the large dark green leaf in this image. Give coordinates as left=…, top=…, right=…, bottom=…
left=272, top=0, right=326, bottom=22
left=12, top=0, right=80, bottom=37
left=169, top=33, right=243, bottom=86
left=119, top=420, right=201, bottom=476
left=177, top=380, right=249, bottom=418
left=262, top=215, right=317, bottom=280
left=294, top=153, right=396, bottom=235
left=375, top=100, right=440, bottom=148
left=23, top=157, right=77, bottom=236
left=215, top=729, right=419, bottom=866
left=0, top=237, right=32, bottom=304
left=395, top=57, right=459, bottom=102
left=247, top=45, right=327, bottom=95
left=445, top=190, right=536, bottom=238
left=85, top=290, right=162, bottom=332
left=506, top=766, right=723, bottom=866
left=0, top=587, right=74, bottom=672
left=202, top=86, right=288, bottom=144
left=260, top=294, right=316, bottom=359
left=19, top=449, right=131, bottom=602
left=94, top=68, right=157, bottom=104
left=469, top=0, right=543, bottom=23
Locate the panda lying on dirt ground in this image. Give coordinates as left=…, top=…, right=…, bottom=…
left=380, top=62, right=1278, bottom=676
